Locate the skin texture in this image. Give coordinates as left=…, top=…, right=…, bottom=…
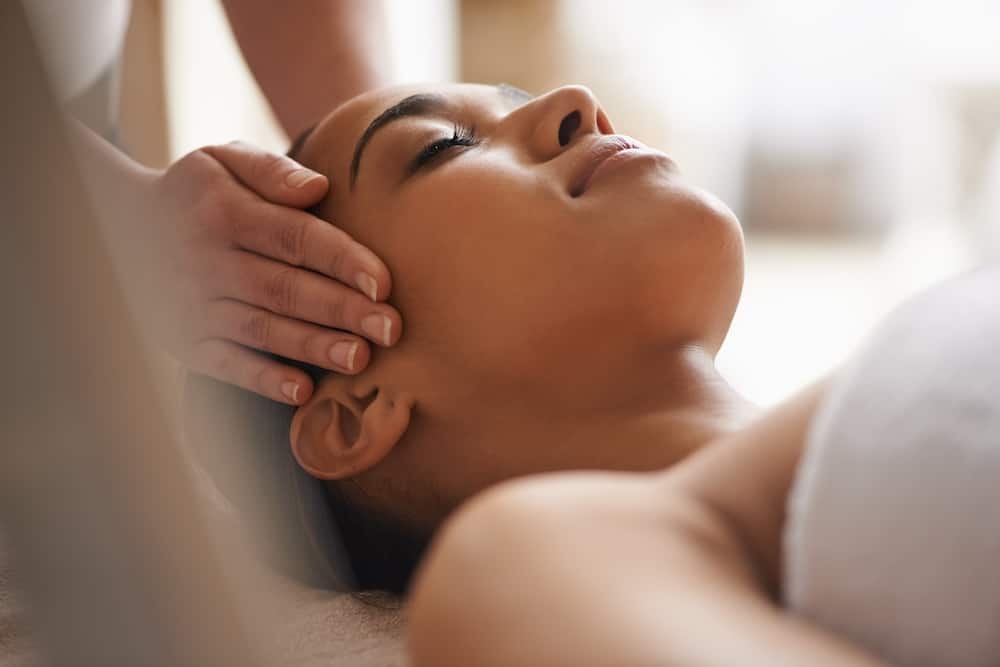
left=407, top=381, right=888, bottom=666
left=70, top=123, right=401, bottom=406
left=68, top=2, right=396, bottom=406
left=285, top=83, right=888, bottom=664
left=222, top=0, right=389, bottom=137
left=288, top=83, right=752, bottom=532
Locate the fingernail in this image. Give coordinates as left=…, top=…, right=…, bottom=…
left=354, top=272, right=378, bottom=301
left=329, top=341, right=359, bottom=371
left=285, top=169, right=323, bottom=188
left=280, top=381, right=300, bottom=402
left=361, top=314, right=393, bottom=346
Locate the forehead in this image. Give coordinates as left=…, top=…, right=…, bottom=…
left=302, top=83, right=512, bottom=187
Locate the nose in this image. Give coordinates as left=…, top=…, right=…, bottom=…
left=506, top=85, right=614, bottom=162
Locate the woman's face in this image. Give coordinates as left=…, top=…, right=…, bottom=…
left=294, top=83, right=744, bottom=517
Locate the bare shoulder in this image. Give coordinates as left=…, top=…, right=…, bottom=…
left=406, top=471, right=682, bottom=666
left=411, top=378, right=832, bottom=603
left=407, top=382, right=838, bottom=666
left=655, top=380, right=831, bottom=592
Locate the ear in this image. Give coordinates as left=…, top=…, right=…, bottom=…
left=289, top=374, right=414, bottom=480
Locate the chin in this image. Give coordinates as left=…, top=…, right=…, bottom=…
left=696, top=185, right=743, bottom=237
left=626, top=194, right=744, bottom=346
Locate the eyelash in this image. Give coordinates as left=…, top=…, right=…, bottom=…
left=413, top=124, right=477, bottom=170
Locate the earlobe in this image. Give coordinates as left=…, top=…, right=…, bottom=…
left=290, top=378, right=413, bottom=481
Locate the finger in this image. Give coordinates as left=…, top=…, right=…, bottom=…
left=231, top=201, right=392, bottom=302
left=189, top=338, right=314, bottom=405
left=203, top=140, right=329, bottom=208
left=205, top=299, right=371, bottom=374
left=215, top=249, right=402, bottom=347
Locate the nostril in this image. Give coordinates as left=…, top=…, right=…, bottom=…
left=558, top=110, right=581, bottom=147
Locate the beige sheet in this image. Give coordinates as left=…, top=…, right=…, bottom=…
left=208, top=478, right=406, bottom=667
left=1, top=453, right=406, bottom=667
left=0, top=505, right=406, bottom=667
left=0, top=538, right=36, bottom=667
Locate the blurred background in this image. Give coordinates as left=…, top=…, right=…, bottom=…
left=131, top=0, right=999, bottom=405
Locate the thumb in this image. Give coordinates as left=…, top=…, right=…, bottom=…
left=203, top=140, right=329, bottom=207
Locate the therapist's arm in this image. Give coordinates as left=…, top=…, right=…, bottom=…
left=408, top=382, right=888, bottom=666
left=221, top=0, right=389, bottom=138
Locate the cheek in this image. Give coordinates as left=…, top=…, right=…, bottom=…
left=355, top=164, right=742, bottom=404
left=377, top=168, right=636, bottom=385
left=613, top=181, right=745, bottom=345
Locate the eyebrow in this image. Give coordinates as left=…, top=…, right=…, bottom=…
left=349, top=93, right=448, bottom=190
left=348, top=85, right=536, bottom=190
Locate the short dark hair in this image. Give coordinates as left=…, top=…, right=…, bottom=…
left=285, top=359, right=430, bottom=595
left=281, top=130, right=431, bottom=593
left=286, top=124, right=317, bottom=164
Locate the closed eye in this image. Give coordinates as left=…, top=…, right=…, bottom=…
left=410, top=124, right=478, bottom=172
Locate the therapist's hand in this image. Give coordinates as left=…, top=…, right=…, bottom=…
left=147, top=141, right=401, bottom=405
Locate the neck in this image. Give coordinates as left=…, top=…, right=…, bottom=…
left=457, top=344, right=756, bottom=482
left=564, top=343, right=757, bottom=473
left=405, top=343, right=757, bottom=525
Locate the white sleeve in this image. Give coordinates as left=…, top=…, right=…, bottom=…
left=22, top=0, right=131, bottom=102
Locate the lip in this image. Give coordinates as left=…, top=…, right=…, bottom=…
left=569, top=135, right=665, bottom=197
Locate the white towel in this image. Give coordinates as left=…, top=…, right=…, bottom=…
left=784, top=266, right=1000, bottom=667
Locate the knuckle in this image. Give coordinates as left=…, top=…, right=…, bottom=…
left=325, top=294, right=347, bottom=326
left=188, top=253, right=223, bottom=297
left=177, top=147, right=210, bottom=171
left=196, top=189, right=236, bottom=235
left=251, top=151, right=289, bottom=184
left=170, top=170, right=235, bottom=236
left=301, top=332, right=324, bottom=362
left=264, top=268, right=299, bottom=313
left=240, top=310, right=272, bottom=351
left=165, top=149, right=221, bottom=198
left=326, top=245, right=347, bottom=278
left=273, top=216, right=310, bottom=265
left=186, top=148, right=230, bottom=186
left=172, top=151, right=198, bottom=176
left=253, top=364, right=270, bottom=394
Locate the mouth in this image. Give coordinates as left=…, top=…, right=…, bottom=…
left=569, top=135, right=671, bottom=198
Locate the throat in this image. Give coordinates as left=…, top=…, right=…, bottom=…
left=577, top=344, right=756, bottom=472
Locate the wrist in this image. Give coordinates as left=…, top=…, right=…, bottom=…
left=68, top=118, right=161, bottom=222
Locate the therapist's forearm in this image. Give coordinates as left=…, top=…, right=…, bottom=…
left=68, top=119, right=156, bottom=242
left=222, top=0, right=390, bottom=138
